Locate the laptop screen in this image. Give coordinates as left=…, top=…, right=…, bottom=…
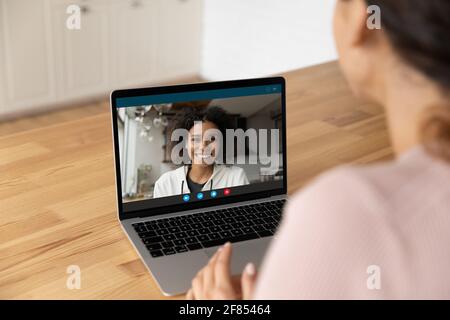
left=112, top=79, right=286, bottom=217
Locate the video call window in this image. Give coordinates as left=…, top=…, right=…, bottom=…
left=116, top=87, right=283, bottom=208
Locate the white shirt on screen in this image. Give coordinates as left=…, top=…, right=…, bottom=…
left=153, top=165, right=249, bottom=198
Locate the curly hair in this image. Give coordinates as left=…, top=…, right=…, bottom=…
left=170, top=106, right=234, bottom=163
left=174, top=106, right=232, bottom=133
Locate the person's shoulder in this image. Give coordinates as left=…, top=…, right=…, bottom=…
left=226, top=165, right=248, bottom=180
left=280, top=165, right=396, bottom=264
left=256, top=164, right=402, bottom=300
left=286, top=165, right=390, bottom=224
left=297, top=147, right=443, bottom=216
left=216, top=165, right=244, bottom=174
left=284, top=152, right=444, bottom=243
left=228, top=165, right=245, bottom=174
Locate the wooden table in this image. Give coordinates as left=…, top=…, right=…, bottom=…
left=0, top=62, right=393, bottom=299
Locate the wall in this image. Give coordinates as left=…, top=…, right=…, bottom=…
left=201, top=0, right=337, bottom=80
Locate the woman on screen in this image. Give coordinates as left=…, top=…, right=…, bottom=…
left=153, top=106, right=249, bottom=198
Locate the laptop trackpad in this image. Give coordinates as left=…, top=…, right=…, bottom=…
left=203, top=238, right=272, bottom=275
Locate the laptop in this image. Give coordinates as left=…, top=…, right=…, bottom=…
left=110, top=77, right=287, bottom=296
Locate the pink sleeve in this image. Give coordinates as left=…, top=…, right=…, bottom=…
left=253, top=168, right=393, bottom=299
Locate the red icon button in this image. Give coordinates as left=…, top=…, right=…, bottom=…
left=223, top=188, right=231, bottom=196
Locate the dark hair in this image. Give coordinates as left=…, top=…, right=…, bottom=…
left=171, top=106, right=233, bottom=162
left=365, top=0, right=450, bottom=161
left=174, top=106, right=233, bottom=134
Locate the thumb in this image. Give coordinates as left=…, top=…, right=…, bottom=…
left=241, top=262, right=257, bottom=300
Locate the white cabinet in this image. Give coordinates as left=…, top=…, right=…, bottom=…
left=110, top=0, right=158, bottom=88
left=0, top=0, right=203, bottom=118
left=110, top=0, right=203, bottom=87
left=0, top=0, right=56, bottom=113
left=51, top=0, right=110, bottom=100
left=157, top=0, right=202, bottom=80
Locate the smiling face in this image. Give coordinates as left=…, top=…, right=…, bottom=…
left=187, top=120, right=219, bottom=167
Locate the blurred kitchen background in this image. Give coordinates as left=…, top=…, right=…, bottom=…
left=0, top=0, right=336, bottom=131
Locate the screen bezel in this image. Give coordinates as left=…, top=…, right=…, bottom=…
left=110, top=77, right=287, bottom=220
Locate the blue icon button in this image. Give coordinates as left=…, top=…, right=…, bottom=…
left=210, top=190, right=217, bottom=198
left=196, top=192, right=204, bottom=200
left=183, top=194, right=190, bottom=202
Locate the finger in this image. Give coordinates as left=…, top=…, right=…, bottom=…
left=191, top=270, right=204, bottom=299
left=210, top=246, right=222, bottom=265
left=215, top=242, right=233, bottom=287
left=203, top=248, right=221, bottom=292
left=241, top=262, right=257, bottom=300
left=231, top=275, right=243, bottom=299
left=185, top=288, right=194, bottom=300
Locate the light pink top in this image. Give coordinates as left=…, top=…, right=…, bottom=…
left=254, top=146, right=450, bottom=299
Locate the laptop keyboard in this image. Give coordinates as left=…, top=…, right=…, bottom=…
left=132, top=199, right=286, bottom=258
